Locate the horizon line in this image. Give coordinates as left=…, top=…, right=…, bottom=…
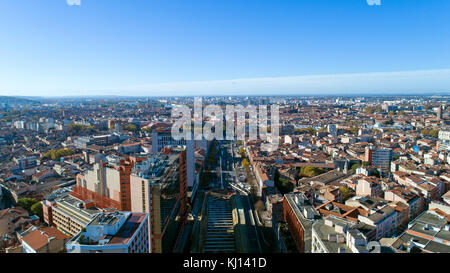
left=1, top=68, right=450, bottom=97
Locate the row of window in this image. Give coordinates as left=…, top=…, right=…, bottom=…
left=142, top=181, right=147, bottom=211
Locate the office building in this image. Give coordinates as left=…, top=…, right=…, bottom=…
left=327, top=124, right=337, bottom=136
left=365, top=147, right=393, bottom=175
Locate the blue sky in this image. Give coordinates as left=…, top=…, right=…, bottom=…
left=0, top=0, right=449, bottom=96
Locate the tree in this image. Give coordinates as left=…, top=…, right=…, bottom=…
left=421, top=129, right=439, bottom=138
left=339, top=186, right=352, bottom=201
left=295, top=127, right=317, bottom=135
left=242, top=158, right=250, bottom=168
left=350, top=163, right=362, bottom=173
left=141, top=127, right=152, bottom=133
left=299, top=166, right=325, bottom=178
left=364, top=106, right=382, bottom=114
left=274, top=170, right=293, bottom=194
left=346, top=120, right=358, bottom=126
left=349, top=127, right=359, bottom=135
left=383, top=118, right=394, bottom=126
left=277, top=177, right=293, bottom=194
left=30, top=202, right=43, bottom=220
left=385, top=128, right=397, bottom=133
left=68, top=123, right=95, bottom=133
left=44, top=148, right=74, bottom=161
left=372, top=169, right=380, bottom=178
left=16, top=197, right=39, bottom=214
left=274, top=169, right=280, bottom=182
left=239, top=147, right=246, bottom=158
left=124, top=124, right=138, bottom=132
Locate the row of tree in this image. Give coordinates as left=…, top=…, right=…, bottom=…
left=421, top=129, right=439, bottom=138
left=43, top=148, right=74, bottom=161
left=68, top=123, right=96, bottom=133
left=294, top=127, right=317, bottom=135
left=123, top=123, right=139, bottom=132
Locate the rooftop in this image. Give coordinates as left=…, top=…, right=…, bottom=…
left=21, top=227, right=69, bottom=251
left=396, top=210, right=450, bottom=253
left=69, top=211, right=147, bottom=247
left=312, top=216, right=353, bottom=253
left=299, top=170, right=346, bottom=186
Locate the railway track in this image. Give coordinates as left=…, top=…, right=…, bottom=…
left=202, top=195, right=236, bottom=253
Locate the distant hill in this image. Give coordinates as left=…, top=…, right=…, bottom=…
left=0, top=96, right=41, bottom=105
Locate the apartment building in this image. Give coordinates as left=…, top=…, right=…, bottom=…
left=66, top=211, right=149, bottom=253
left=393, top=209, right=450, bottom=253
left=14, top=156, right=37, bottom=170
left=283, top=193, right=321, bottom=253
left=402, top=175, right=445, bottom=201
left=20, top=226, right=70, bottom=253
left=129, top=153, right=182, bottom=253
left=358, top=205, right=397, bottom=240
left=384, top=187, right=425, bottom=224
left=41, top=186, right=73, bottom=226
left=50, top=195, right=100, bottom=237
left=356, top=177, right=382, bottom=198
left=311, top=216, right=353, bottom=253
left=311, top=216, right=376, bottom=253
left=72, top=157, right=143, bottom=211
left=0, top=207, right=30, bottom=236
left=151, top=127, right=196, bottom=191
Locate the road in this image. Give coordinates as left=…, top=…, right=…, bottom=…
left=192, top=140, right=263, bottom=253
left=218, top=140, right=236, bottom=190
left=217, top=140, right=262, bottom=253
